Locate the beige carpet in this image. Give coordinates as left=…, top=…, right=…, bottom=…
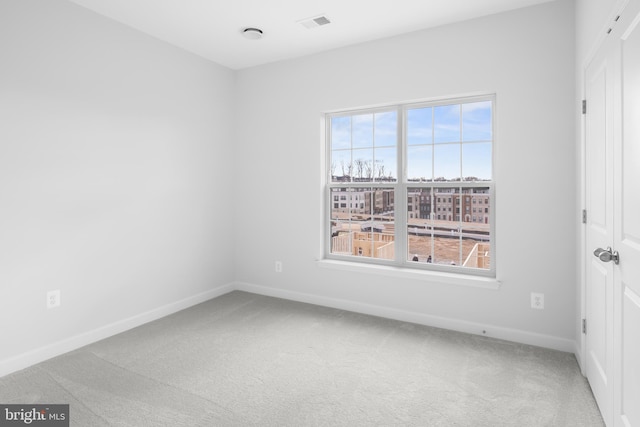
left=0, top=291, right=604, bottom=426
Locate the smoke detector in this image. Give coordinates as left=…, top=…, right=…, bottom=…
left=242, top=28, right=263, bottom=40
left=298, top=15, right=331, bottom=29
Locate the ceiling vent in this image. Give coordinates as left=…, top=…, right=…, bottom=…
left=298, top=15, right=331, bottom=29
left=242, top=28, right=263, bottom=40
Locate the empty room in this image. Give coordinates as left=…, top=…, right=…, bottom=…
left=1, top=0, right=638, bottom=425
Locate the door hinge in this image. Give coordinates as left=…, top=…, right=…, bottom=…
left=582, top=318, right=587, bottom=334
left=582, top=99, right=587, bottom=114
left=582, top=209, right=587, bottom=224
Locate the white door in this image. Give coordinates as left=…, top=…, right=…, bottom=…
left=584, top=33, right=616, bottom=424
left=584, top=1, right=640, bottom=426
left=614, top=2, right=640, bottom=425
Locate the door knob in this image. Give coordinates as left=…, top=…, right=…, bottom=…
left=593, top=247, right=620, bottom=264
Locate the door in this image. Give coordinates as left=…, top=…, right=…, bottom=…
left=584, top=33, right=615, bottom=424
left=584, top=1, right=640, bottom=425
left=614, top=2, right=640, bottom=425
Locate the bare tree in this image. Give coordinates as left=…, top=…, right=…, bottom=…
left=364, top=160, right=373, bottom=179
left=354, top=158, right=365, bottom=180
left=340, top=160, right=353, bottom=179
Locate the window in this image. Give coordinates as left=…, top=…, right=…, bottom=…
left=326, top=95, right=494, bottom=276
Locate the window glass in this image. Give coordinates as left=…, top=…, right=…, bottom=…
left=330, top=187, right=395, bottom=260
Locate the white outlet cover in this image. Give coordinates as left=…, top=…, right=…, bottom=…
left=531, top=292, right=544, bottom=310
left=47, top=290, right=61, bottom=308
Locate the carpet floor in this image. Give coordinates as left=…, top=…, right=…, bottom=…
left=0, top=291, right=604, bottom=426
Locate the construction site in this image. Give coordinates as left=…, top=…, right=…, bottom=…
left=331, top=218, right=490, bottom=269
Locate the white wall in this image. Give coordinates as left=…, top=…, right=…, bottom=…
left=235, top=0, right=577, bottom=349
left=0, top=0, right=235, bottom=372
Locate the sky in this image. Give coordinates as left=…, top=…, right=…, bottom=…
left=331, top=100, right=492, bottom=182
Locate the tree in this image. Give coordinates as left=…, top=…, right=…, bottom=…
left=340, top=160, right=353, bottom=180
left=354, top=158, right=365, bottom=180
left=364, top=160, right=373, bottom=179
left=377, top=163, right=386, bottom=180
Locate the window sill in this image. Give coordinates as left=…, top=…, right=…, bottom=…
left=316, top=259, right=501, bottom=290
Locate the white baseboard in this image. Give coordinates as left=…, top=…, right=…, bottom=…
left=574, top=338, right=586, bottom=374
left=234, top=281, right=577, bottom=353
left=0, top=283, right=234, bottom=378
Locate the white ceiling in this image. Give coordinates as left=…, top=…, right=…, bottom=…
left=68, top=0, right=555, bottom=70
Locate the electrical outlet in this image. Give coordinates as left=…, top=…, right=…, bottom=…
left=531, top=292, right=544, bottom=310
left=47, top=290, right=61, bottom=309
left=275, top=261, right=283, bottom=273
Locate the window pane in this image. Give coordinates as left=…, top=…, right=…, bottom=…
left=434, top=105, right=460, bottom=143
left=462, top=143, right=492, bottom=181
left=330, top=188, right=349, bottom=222
left=408, top=187, right=434, bottom=263
left=459, top=188, right=491, bottom=269
left=330, top=188, right=394, bottom=260
left=432, top=187, right=462, bottom=266
left=407, top=107, right=432, bottom=146
left=331, top=150, right=351, bottom=182
left=374, top=146, right=397, bottom=182
left=352, top=114, right=373, bottom=148
left=330, top=188, right=361, bottom=256
left=331, top=116, right=351, bottom=150
left=434, top=144, right=461, bottom=181
left=374, top=111, right=397, bottom=147
left=407, top=145, right=432, bottom=182
left=422, top=187, right=492, bottom=269
left=352, top=149, right=374, bottom=182
left=462, top=101, right=492, bottom=142
left=408, top=186, right=490, bottom=268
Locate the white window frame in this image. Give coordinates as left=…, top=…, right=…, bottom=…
left=322, top=94, right=496, bottom=280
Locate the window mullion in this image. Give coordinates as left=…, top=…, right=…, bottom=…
left=458, top=105, right=463, bottom=266
left=396, top=106, right=406, bottom=264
